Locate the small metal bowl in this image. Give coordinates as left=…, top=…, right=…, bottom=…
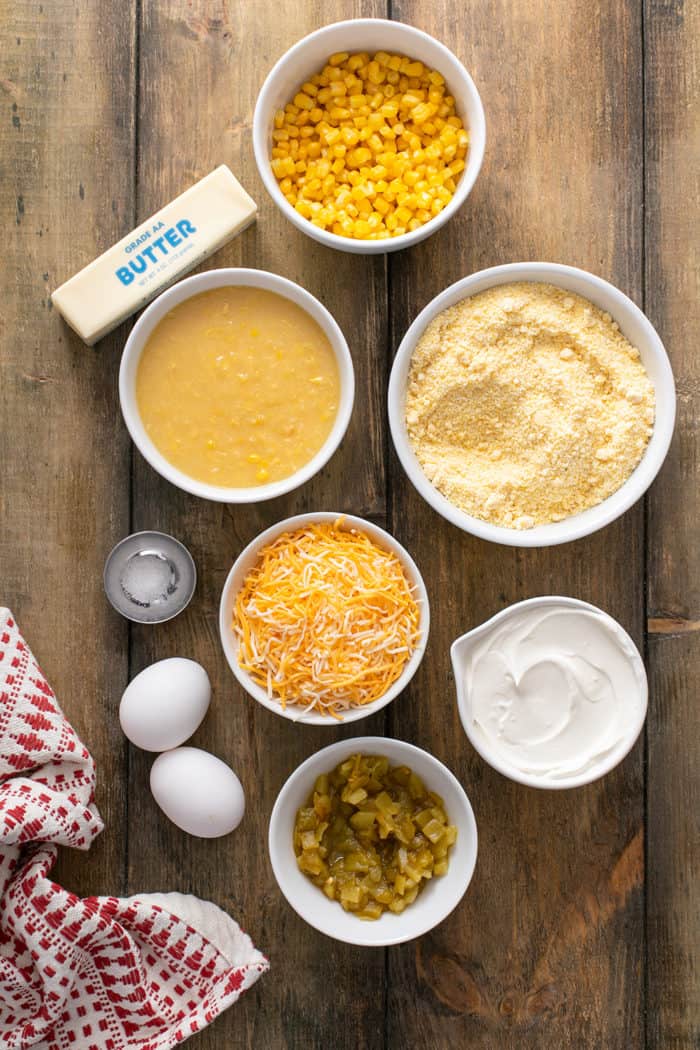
left=104, top=531, right=196, bottom=624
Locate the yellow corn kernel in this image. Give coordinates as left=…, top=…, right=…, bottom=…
left=329, top=51, right=349, bottom=66
left=367, top=60, right=385, bottom=85
left=374, top=196, right=391, bottom=215
left=353, top=219, right=372, bottom=237
left=347, top=53, right=367, bottom=71
left=349, top=146, right=372, bottom=166
left=340, top=125, right=361, bottom=147
left=395, top=205, right=412, bottom=223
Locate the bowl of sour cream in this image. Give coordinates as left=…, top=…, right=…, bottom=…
left=451, top=596, right=647, bottom=789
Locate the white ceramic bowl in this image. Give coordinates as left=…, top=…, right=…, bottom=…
left=253, top=19, right=486, bottom=255
left=119, top=268, right=354, bottom=503
left=388, top=262, right=676, bottom=546
left=451, top=596, right=649, bottom=789
left=269, top=736, right=477, bottom=945
left=218, top=512, right=429, bottom=725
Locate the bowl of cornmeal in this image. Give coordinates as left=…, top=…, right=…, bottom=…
left=388, top=262, right=675, bottom=546
left=119, top=268, right=354, bottom=503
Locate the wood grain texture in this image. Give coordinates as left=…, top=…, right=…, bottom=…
left=126, top=2, right=388, bottom=1048
left=644, top=0, right=700, bottom=1046
left=0, top=0, right=134, bottom=897
left=387, top=2, right=646, bottom=1047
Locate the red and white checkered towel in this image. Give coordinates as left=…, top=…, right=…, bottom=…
left=0, top=609, right=267, bottom=1049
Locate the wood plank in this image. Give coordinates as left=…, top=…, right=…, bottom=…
left=644, top=0, right=700, bottom=1045
left=387, top=2, right=646, bottom=1047
left=126, top=3, right=388, bottom=1047
left=0, top=1, right=134, bottom=896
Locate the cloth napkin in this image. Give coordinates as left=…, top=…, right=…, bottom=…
left=0, top=609, right=267, bottom=1050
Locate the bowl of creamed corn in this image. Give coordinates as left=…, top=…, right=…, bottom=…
left=253, top=19, right=486, bottom=253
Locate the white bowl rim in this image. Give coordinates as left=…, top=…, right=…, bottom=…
left=388, top=261, right=676, bottom=546
left=450, top=595, right=649, bottom=789
left=252, top=17, right=486, bottom=255
left=218, top=511, right=430, bottom=725
left=119, top=267, right=355, bottom=503
left=268, top=735, right=478, bottom=945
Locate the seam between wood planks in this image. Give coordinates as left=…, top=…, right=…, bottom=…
left=125, top=0, right=142, bottom=901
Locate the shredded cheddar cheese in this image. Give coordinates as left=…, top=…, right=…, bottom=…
left=232, top=520, right=421, bottom=718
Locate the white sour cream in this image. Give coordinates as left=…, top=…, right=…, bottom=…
left=463, top=603, right=646, bottom=782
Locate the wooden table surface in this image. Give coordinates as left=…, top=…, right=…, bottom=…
left=2, top=2, right=698, bottom=1047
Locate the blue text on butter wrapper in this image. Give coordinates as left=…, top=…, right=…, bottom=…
left=115, top=219, right=197, bottom=285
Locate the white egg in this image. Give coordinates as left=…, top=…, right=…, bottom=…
left=119, top=658, right=210, bottom=752
left=150, top=747, right=245, bottom=838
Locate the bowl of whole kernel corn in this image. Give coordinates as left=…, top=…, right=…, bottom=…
left=253, top=19, right=486, bottom=253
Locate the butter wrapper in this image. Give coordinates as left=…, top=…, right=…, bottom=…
left=51, top=165, right=257, bottom=345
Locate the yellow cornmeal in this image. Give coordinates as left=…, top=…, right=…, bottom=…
left=405, top=282, right=655, bottom=528
left=136, top=287, right=340, bottom=488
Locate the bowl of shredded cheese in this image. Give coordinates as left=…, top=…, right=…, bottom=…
left=388, top=262, right=676, bottom=547
left=253, top=19, right=485, bottom=253
left=218, top=513, right=429, bottom=723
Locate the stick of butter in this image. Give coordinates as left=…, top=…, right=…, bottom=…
left=51, top=165, right=257, bottom=345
